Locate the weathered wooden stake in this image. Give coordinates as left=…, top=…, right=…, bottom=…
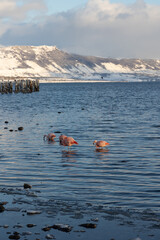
left=0, top=79, right=40, bottom=94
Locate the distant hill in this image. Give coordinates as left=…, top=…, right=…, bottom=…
left=0, top=45, right=160, bottom=81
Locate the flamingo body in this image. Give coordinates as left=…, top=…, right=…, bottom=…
left=62, top=137, right=78, bottom=148
left=93, top=140, right=109, bottom=148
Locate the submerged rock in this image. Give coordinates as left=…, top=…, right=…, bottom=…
left=46, top=234, right=55, bottom=239
left=3, top=225, right=9, bottom=228
left=23, top=183, right=32, bottom=189
left=13, top=224, right=23, bottom=229
left=18, top=127, right=23, bottom=131
left=9, top=232, right=20, bottom=239
left=21, top=231, right=32, bottom=236
left=91, top=218, right=99, bottom=222
left=52, top=224, right=72, bottom=232
left=27, top=210, right=41, bottom=215
left=27, top=224, right=36, bottom=228
left=0, top=201, right=8, bottom=205
left=0, top=204, right=5, bottom=212
left=42, top=226, right=52, bottom=232
left=79, top=223, right=97, bottom=229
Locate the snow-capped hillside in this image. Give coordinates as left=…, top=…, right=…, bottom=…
left=0, top=45, right=160, bottom=81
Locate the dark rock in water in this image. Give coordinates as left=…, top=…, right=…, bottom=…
left=9, top=129, right=13, bottom=132
left=4, top=127, right=8, bottom=129
left=23, top=183, right=32, bottom=189
left=79, top=223, right=97, bottom=229
left=0, top=201, right=8, bottom=206
left=58, top=112, right=61, bottom=114
left=54, top=131, right=61, bottom=133
left=9, top=232, right=20, bottom=239
left=0, top=204, right=5, bottom=212
left=18, top=127, right=23, bottom=131
left=27, top=224, right=36, bottom=228
left=42, top=226, right=52, bottom=232
left=52, top=224, right=72, bottom=232
left=5, top=121, right=9, bottom=124
left=81, top=108, right=85, bottom=110
left=27, top=210, right=41, bottom=215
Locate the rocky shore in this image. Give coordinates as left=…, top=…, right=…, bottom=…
left=0, top=187, right=160, bottom=240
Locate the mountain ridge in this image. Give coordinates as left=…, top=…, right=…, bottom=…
left=0, top=45, right=160, bottom=81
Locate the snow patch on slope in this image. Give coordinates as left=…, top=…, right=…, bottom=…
left=25, top=61, right=50, bottom=76
left=102, top=62, right=131, bottom=73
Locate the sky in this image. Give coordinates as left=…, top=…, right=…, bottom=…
left=0, top=0, right=160, bottom=58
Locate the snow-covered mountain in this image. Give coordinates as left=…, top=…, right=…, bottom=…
left=0, top=45, right=160, bottom=81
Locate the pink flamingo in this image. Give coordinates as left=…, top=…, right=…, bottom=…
left=43, top=133, right=56, bottom=141
left=59, top=134, right=67, bottom=145
left=61, top=136, right=78, bottom=150
left=93, top=140, right=109, bottom=148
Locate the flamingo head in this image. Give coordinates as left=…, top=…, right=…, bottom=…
left=49, top=133, right=56, bottom=141
left=51, top=134, right=56, bottom=138
left=93, top=140, right=97, bottom=145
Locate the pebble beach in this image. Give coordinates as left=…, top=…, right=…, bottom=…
left=1, top=187, right=160, bottom=240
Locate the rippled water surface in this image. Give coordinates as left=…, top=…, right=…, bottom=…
left=0, top=82, right=160, bottom=211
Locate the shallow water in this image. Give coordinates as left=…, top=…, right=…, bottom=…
left=0, top=82, right=160, bottom=212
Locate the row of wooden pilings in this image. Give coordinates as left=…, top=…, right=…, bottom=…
left=0, top=79, right=39, bottom=94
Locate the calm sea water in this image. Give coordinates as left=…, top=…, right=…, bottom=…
left=0, top=82, right=160, bottom=211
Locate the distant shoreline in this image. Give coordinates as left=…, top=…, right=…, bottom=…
left=1, top=71, right=160, bottom=83
left=0, top=78, right=159, bottom=83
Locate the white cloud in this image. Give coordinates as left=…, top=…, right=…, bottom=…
left=0, top=0, right=160, bottom=58
left=0, top=0, right=46, bottom=21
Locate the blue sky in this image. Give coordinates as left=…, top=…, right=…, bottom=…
left=0, top=0, right=160, bottom=58
left=45, top=0, right=160, bottom=14
left=111, top=0, right=159, bottom=3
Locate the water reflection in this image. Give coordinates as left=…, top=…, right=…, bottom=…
left=44, top=140, right=56, bottom=145
left=61, top=150, right=78, bottom=168
left=61, top=150, right=78, bottom=159
left=94, top=148, right=110, bottom=161
left=95, top=148, right=109, bottom=153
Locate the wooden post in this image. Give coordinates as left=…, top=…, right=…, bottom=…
left=1, top=81, right=5, bottom=93
left=0, top=81, right=2, bottom=93
left=35, top=79, right=39, bottom=91
left=1, top=79, right=39, bottom=94
left=29, top=80, right=33, bottom=93
left=15, top=80, right=19, bottom=93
